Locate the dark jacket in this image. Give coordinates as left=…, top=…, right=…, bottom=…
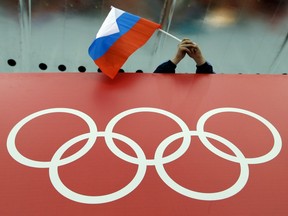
left=154, top=60, right=215, bottom=74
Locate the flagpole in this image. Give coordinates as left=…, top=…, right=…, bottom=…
left=158, top=29, right=181, bottom=42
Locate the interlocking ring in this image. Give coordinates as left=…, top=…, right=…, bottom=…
left=197, top=108, right=282, bottom=164
left=7, top=108, right=97, bottom=168
left=6, top=107, right=282, bottom=204
left=105, top=107, right=191, bottom=165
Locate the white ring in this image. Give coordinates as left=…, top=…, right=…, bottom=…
left=105, top=107, right=191, bottom=166
left=155, top=131, right=249, bottom=201
left=7, top=108, right=97, bottom=168
left=49, top=131, right=147, bottom=204
left=197, top=107, right=282, bottom=164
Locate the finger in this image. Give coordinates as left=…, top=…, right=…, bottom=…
left=190, top=42, right=198, bottom=47
left=186, top=48, right=192, bottom=55
left=180, top=47, right=192, bottom=55
left=181, top=39, right=191, bottom=43
left=180, top=44, right=195, bottom=49
left=188, top=46, right=198, bottom=54
left=190, top=45, right=199, bottom=54
left=181, top=39, right=197, bottom=45
left=181, top=40, right=193, bottom=45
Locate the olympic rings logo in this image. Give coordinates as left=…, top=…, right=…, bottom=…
left=7, top=107, right=282, bottom=204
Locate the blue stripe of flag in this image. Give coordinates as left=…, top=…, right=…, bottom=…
left=88, top=12, right=140, bottom=60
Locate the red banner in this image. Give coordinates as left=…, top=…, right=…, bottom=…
left=0, top=73, right=287, bottom=216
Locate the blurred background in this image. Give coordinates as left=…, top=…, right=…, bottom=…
left=0, top=0, right=287, bottom=74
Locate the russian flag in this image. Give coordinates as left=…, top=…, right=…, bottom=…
left=88, top=6, right=161, bottom=79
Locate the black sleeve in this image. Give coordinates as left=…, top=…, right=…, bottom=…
left=154, top=60, right=176, bottom=73
left=196, top=62, right=215, bottom=74
left=154, top=60, right=215, bottom=74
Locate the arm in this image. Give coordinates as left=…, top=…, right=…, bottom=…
left=154, top=60, right=177, bottom=73
left=196, top=62, right=214, bottom=74
left=186, top=41, right=215, bottom=74
left=154, top=39, right=191, bottom=73
left=154, top=38, right=215, bottom=74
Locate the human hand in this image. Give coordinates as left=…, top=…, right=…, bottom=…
left=171, top=39, right=206, bottom=66
left=171, top=38, right=194, bottom=65
left=185, top=40, right=206, bottom=66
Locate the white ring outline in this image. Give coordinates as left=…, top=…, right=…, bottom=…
left=105, top=107, right=191, bottom=166
left=7, top=108, right=97, bottom=168
left=155, top=131, right=249, bottom=201
left=49, top=131, right=147, bottom=204
left=197, top=107, right=282, bottom=164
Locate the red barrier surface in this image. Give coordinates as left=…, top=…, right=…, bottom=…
left=0, top=73, right=288, bottom=216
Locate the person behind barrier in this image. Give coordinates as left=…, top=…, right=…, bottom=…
left=154, top=38, right=215, bottom=74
